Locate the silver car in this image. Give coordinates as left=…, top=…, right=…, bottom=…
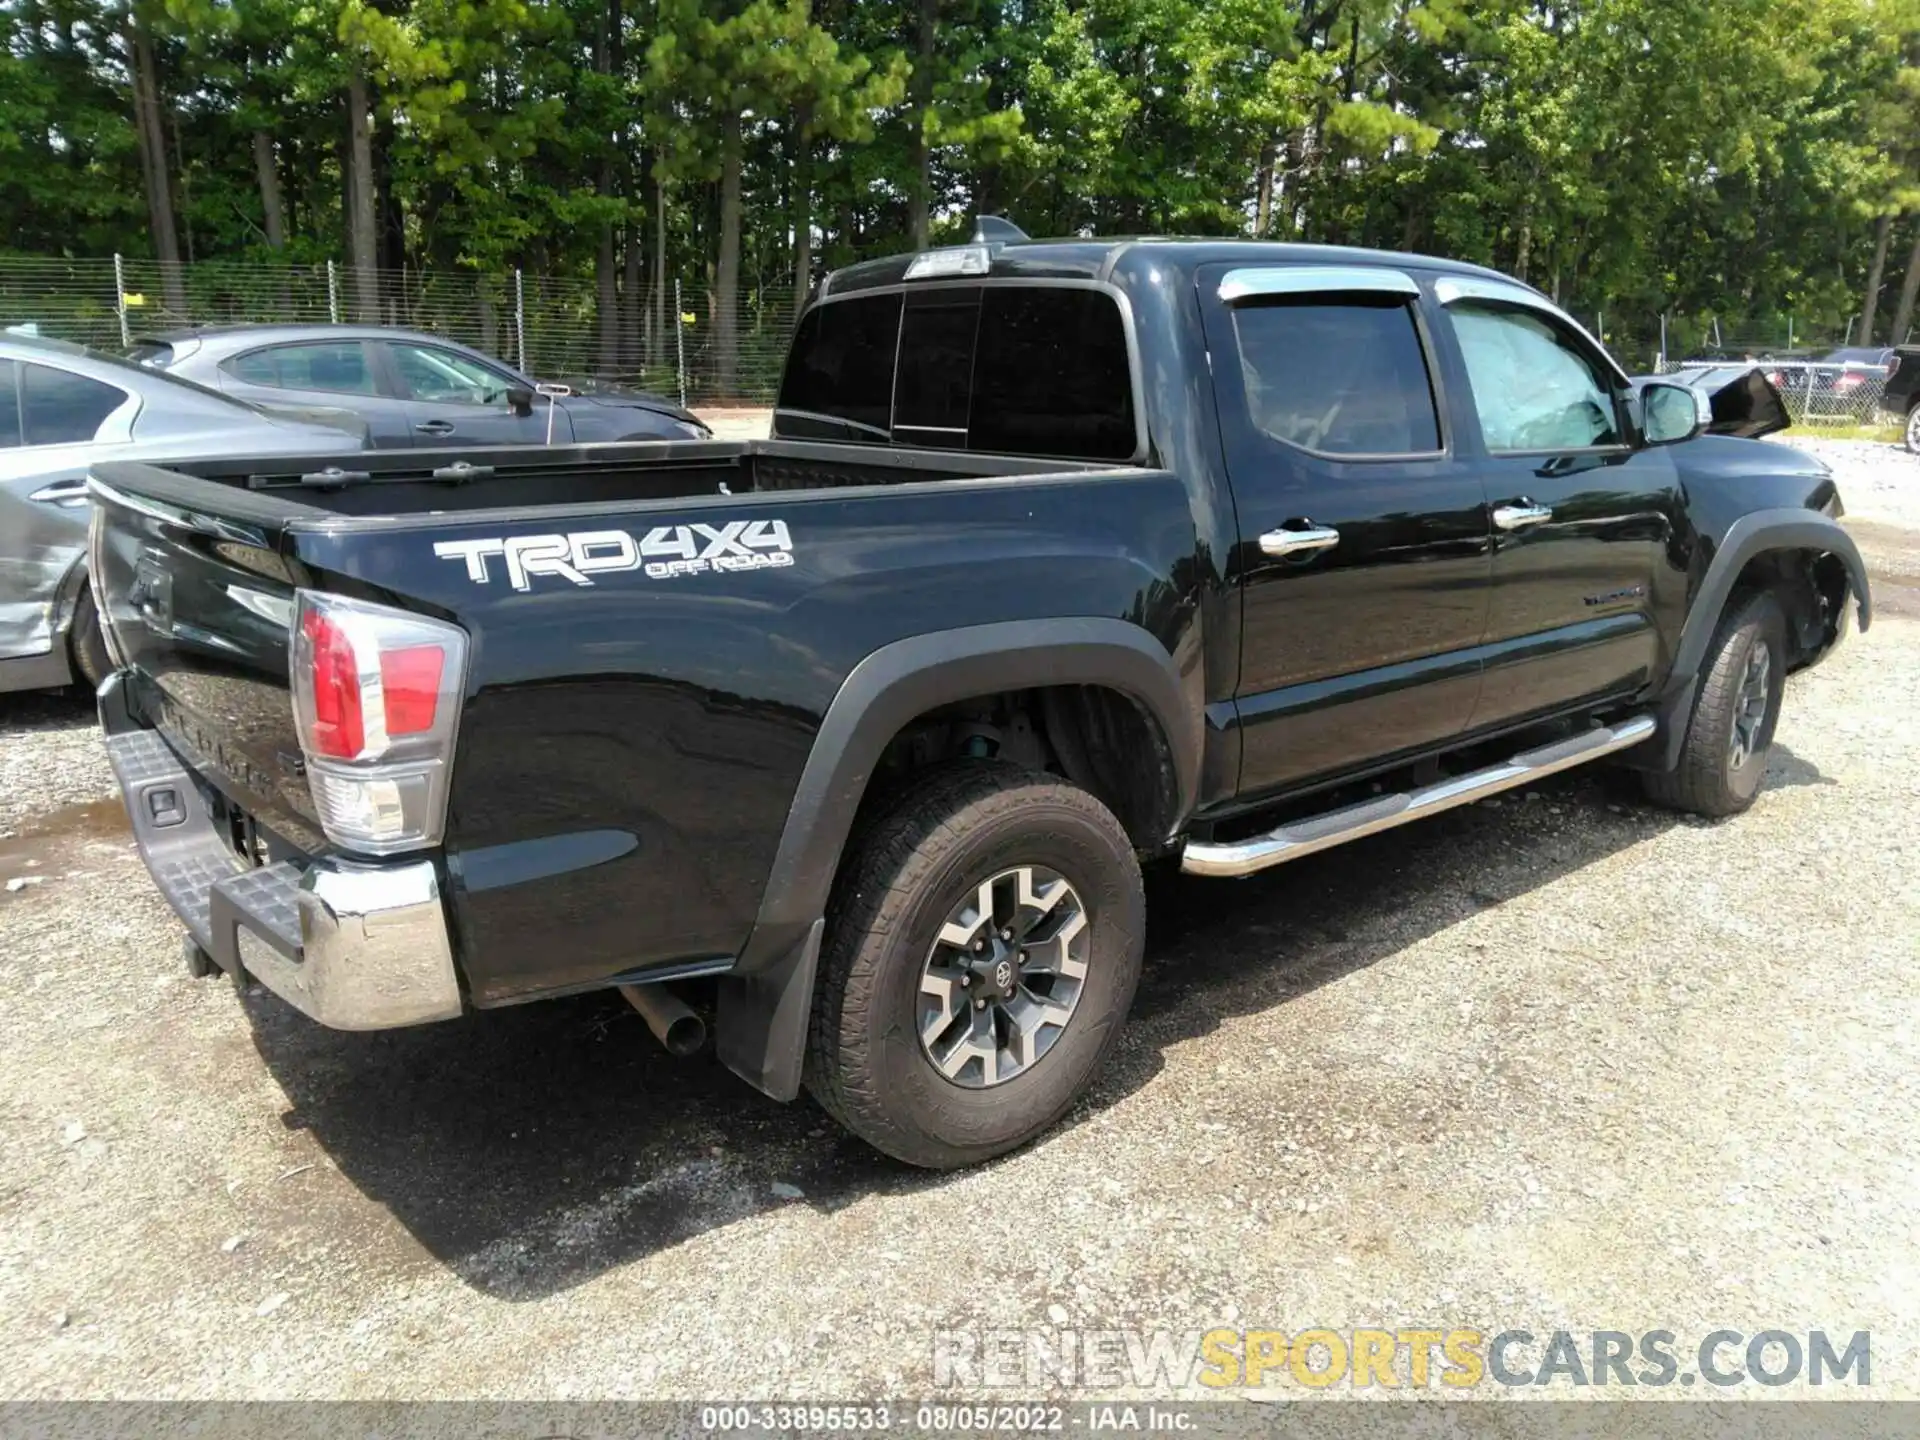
left=0, top=333, right=367, bottom=695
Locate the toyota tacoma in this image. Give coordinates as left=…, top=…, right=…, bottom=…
left=88, top=231, right=1871, bottom=1167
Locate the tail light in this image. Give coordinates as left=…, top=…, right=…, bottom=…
left=1888, top=356, right=1901, bottom=380
left=290, top=590, right=468, bottom=855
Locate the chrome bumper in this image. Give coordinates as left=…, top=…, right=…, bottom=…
left=101, top=679, right=462, bottom=1030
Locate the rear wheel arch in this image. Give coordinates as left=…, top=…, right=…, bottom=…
left=715, top=618, right=1201, bottom=1102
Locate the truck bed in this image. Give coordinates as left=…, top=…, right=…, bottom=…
left=87, top=435, right=1200, bottom=1009
left=92, top=437, right=1109, bottom=520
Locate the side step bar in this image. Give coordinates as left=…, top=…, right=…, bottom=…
left=1182, top=714, right=1656, bottom=879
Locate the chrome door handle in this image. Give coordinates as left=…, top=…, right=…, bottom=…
left=414, top=420, right=455, bottom=435
left=1492, top=503, right=1553, bottom=531
left=28, top=479, right=89, bottom=507
left=1259, top=525, right=1342, bottom=557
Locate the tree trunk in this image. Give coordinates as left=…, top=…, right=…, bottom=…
left=594, top=0, right=622, bottom=373
left=792, top=102, right=814, bottom=317
left=170, top=106, right=196, bottom=263
left=345, top=60, right=379, bottom=323
left=908, top=0, right=935, bottom=250
left=1859, top=212, right=1893, bottom=348
left=622, top=221, right=643, bottom=373
left=653, top=164, right=668, bottom=369
left=252, top=130, right=287, bottom=249
left=127, top=15, right=186, bottom=314
left=715, top=108, right=742, bottom=396
left=597, top=220, right=619, bottom=373
left=1514, top=198, right=1534, bottom=283
left=1890, top=216, right=1920, bottom=347
left=1253, top=138, right=1275, bottom=237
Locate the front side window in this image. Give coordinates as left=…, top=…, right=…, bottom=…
left=389, top=343, right=518, bottom=406
left=1449, top=303, right=1621, bottom=451
left=224, top=342, right=377, bottom=396
left=1229, top=296, right=1441, bottom=456
left=20, top=363, right=126, bottom=445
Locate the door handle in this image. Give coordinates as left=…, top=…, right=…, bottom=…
left=28, top=479, right=89, bottom=507
left=1492, top=502, right=1554, bottom=531
left=414, top=420, right=456, bottom=436
left=1259, top=525, right=1342, bottom=558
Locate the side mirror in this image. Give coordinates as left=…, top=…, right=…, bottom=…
left=504, top=385, right=535, bottom=417
left=1640, top=380, right=1712, bottom=445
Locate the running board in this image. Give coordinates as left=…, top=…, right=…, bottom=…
left=1181, top=714, right=1657, bottom=879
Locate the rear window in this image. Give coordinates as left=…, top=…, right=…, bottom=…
left=779, top=294, right=903, bottom=439
left=776, top=284, right=1137, bottom=460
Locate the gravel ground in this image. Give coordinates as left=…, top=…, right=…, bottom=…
left=1774, top=432, right=1920, bottom=530
left=0, top=441, right=1916, bottom=1402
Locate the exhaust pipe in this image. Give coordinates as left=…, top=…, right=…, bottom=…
left=619, top=982, right=707, bottom=1057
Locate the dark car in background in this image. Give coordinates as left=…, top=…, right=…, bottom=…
left=1754, top=345, right=1897, bottom=425
left=1882, top=346, right=1920, bottom=451
left=130, top=325, right=710, bottom=449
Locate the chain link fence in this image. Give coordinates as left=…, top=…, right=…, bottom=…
left=0, top=254, right=799, bottom=407
left=1653, top=355, right=1899, bottom=427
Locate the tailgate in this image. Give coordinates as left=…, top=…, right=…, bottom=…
left=88, top=469, right=322, bottom=852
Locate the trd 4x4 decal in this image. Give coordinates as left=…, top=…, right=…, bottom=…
left=433, top=519, right=794, bottom=591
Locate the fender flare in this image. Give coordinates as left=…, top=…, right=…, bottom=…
left=716, top=616, right=1203, bottom=1101
left=1635, top=507, right=1871, bottom=772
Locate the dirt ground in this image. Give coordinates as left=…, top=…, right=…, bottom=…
left=0, top=441, right=1915, bottom=1401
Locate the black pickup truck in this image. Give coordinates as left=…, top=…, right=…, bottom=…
left=88, top=235, right=1872, bottom=1168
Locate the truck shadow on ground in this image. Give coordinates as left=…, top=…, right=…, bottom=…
left=244, top=753, right=1821, bottom=1301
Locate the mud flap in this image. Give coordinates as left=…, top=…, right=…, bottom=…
left=716, top=918, right=824, bottom=1102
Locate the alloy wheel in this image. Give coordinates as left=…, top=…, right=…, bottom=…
left=917, top=865, right=1090, bottom=1088
left=1729, top=640, right=1772, bottom=770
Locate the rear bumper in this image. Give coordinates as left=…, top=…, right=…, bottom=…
left=100, top=675, right=462, bottom=1030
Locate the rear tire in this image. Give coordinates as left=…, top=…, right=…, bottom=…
left=1905, top=401, right=1920, bottom=455
left=69, top=585, right=110, bottom=692
left=805, top=761, right=1145, bottom=1169
left=1642, top=591, right=1787, bottom=818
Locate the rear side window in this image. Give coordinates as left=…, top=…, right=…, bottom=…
left=1229, top=297, right=1440, bottom=456
left=776, top=284, right=1138, bottom=460
left=778, top=294, right=902, bottom=439
left=224, top=341, right=378, bottom=396
left=21, top=363, right=126, bottom=445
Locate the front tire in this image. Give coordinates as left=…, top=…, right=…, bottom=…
left=1905, top=402, right=1920, bottom=455
left=1642, top=591, right=1787, bottom=818
left=805, top=762, right=1145, bottom=1169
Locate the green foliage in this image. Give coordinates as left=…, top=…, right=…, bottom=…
left=4, top=0, right=1920, bottom=352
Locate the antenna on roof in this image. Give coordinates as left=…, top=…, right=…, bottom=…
left=970, top=215, right=1028, bottom=245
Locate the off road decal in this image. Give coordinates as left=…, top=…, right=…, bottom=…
left=433, top=519, right=795, bottom=591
